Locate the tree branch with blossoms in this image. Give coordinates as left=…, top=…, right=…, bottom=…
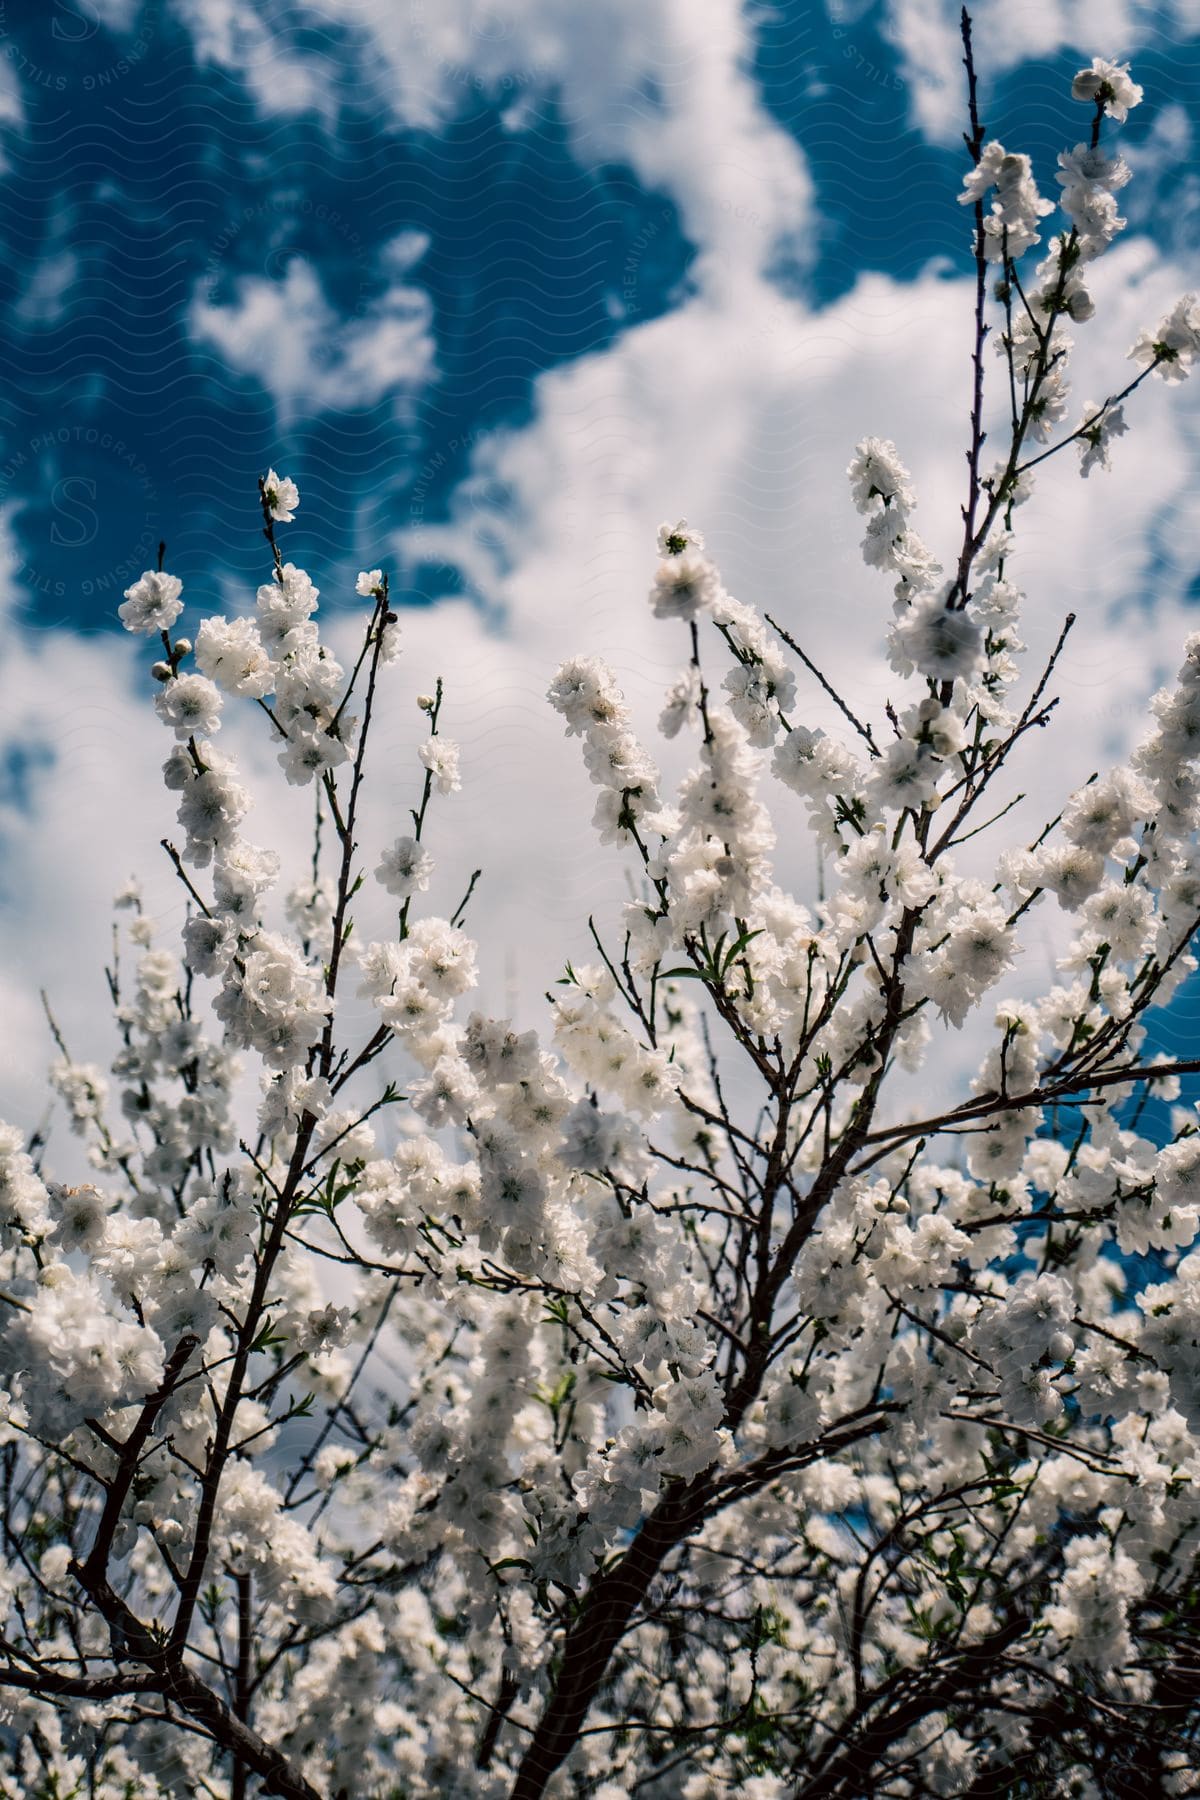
left=4, top=23, right=1200, bottom=1800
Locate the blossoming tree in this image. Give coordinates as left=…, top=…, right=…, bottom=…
left=5, top=20, right=1200, bottom=1800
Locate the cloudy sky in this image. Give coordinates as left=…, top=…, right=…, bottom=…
left=2, top=0, right=1200, bottom=1133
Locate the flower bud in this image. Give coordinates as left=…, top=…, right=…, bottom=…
left=151, top=661, right=173, bottom=682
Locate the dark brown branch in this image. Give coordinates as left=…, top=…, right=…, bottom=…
left=77, top=1333, right=199, bottom=1591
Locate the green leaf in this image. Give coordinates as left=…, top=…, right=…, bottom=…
left=720, top=926, right=764, bottom=976
left=250, top=1318, right=286, bottom=1354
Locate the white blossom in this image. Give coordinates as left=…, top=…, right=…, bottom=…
left=375, top=835, right=433, bottom=899
left=418, top=736, right=461, bottom=793
left=263, top=467, right=300, bottom=521
left=119, top=568, right=184, bottom=635
left=1071, top=56, right=1143, bottom=122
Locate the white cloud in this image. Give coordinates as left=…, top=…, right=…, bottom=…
left=5, top=235, right=1200, bottom=1140
left=1123, top=104, right=1200, bottom=254
left=356, top=232, right=1200, bottom=1115
left=15, top=252, right=79, bottom=330
left=87, top=0, right=148, bottom=27
left=5, top=0, right=1200, bottom=1151
left=883, top=0, right=1200, bottom=143
left=0, top=637, right=169, bottom=1137
left=0, top=57, right=22, bottom=130
left=188, top=256, right=436, bottom=423
left=169, top=0, right=812, bottom=279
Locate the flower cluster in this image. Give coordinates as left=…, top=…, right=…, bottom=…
left=548, top=654, right=662, bottom=846
left=959, top=142, right=1053, bottom=261
left=846, top=435, right=941, bottom=600
left=7, top=44, right=1200, bottom=1800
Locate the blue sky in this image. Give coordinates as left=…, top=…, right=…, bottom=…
left=4, top=1, right=699, bottom=631
left=3, top=0, right=1198, bottom=633
left=3, top=0, right=1200, bottom=1125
